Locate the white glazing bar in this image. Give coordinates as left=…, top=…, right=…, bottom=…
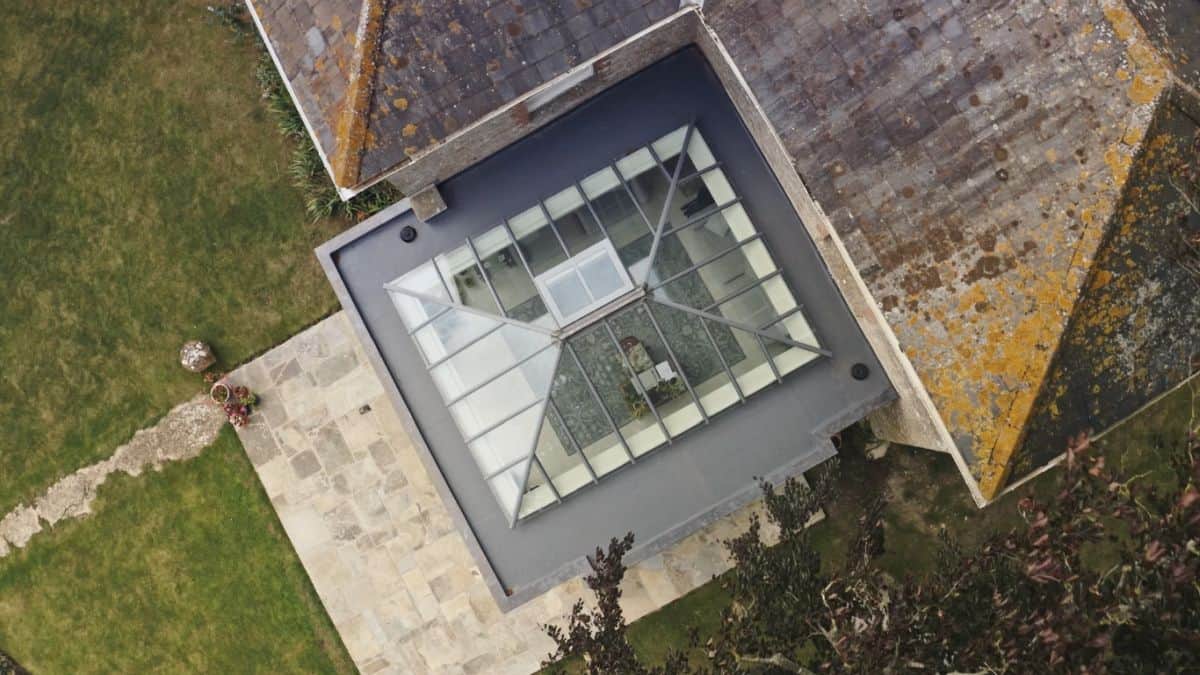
left=443, top=342, right=559, bottom=407
left=643, top=123, right=696, bottom=285
left=699, top=315, right=746, bottom=404
left=659, top=196, right=742, bottom=238
left=465, top=237, right=507, bottom=317
left=565, top=342, right=636, bottom=462
left=702, top=270, right=784, bottom=312
left=642, top=302, right=708, bottom=424
left=548, top=399, right=599, bottom=483
left=384, top=286, right=556, bottom=336
left=649, top=297, right=831, bottom=357
left=648, top=233, right=764, bottom=291
left=755, top=333, right=783, bottom=384
left=601, top=319, right=671, bottom=443
left=464, top=397, right=545, bottom=446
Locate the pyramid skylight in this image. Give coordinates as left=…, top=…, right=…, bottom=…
left=385, top=124, right=830, bottom=525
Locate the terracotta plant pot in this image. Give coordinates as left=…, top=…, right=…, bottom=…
left=210, top=382, right=231, bottom=405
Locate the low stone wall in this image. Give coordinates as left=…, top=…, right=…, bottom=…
left=0, top=396, right=226, bottom=558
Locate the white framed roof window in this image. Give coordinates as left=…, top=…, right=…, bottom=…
left=533, top=240, right=635, bottom=325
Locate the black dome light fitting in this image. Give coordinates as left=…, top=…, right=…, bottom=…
left=399, top=225, right=418, bottom=243
left=850, top=363, right=870, bottom=381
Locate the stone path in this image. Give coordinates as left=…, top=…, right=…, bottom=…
left=232, top=312, right=781, bottom=674
left=0, top=395, right=227, bottom=558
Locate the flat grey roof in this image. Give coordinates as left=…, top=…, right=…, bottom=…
left=318, top=48, right=895, bottom=609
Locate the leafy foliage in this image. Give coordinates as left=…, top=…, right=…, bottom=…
left=0, top=650, right=29, bottom=675
left=1167, top=125, right=1200, bottom=283
left=546, top=429, right=1200, bottom=673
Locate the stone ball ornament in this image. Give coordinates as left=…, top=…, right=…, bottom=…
left=180, top=340, right=217, bottom=373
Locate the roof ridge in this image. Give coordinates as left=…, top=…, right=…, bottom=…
left=331, top=0, right=389, bottom=189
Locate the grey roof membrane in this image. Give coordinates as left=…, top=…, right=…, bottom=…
left=319, top=49, right=895, bottom=606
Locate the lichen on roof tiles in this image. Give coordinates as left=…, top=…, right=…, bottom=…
left=249, top=0, right=365, bottom=167
left=250, top=0, right=680, bottom=189
left=707, top=0, right=1170, bottom=498
left=356, top=0, right=679, bottom=180
left=249, top=0, right=1193, bottom=501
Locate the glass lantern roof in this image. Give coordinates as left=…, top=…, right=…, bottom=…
left=384, top=124, right=830, bottom=525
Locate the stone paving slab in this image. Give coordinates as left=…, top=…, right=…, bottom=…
left=232, top=312, right=778, bottom=674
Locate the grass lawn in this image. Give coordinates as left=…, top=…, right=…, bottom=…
left=547, top=382, right=1198, bottom=671
left=0, top=427, right=356, bottom=673
left=0, top=0, right=342, bottom=514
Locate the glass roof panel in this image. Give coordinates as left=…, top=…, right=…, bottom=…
left=389, top=262, right=451, bottom=325
left=410, top=309, right=501, bottom=363
left=533, top=411, right=593, bottom=498
left=581, top=168, right=651, bottom=254
left=545, top=186, right=605, bottom=255
left=470, top=403, right=544, bottom=477
left=702, top=315, right=777, bottom=397
left=685, top=131, right=718, bottom=172
left=508, top=205, right=568, bottom=276
left=568, top=323, right=669, bottom=457
left=472, top=226, right=554, bottom=325
left=608, top=303, right=703, bottom=437
left=615, top=147, right=659, bottom=183
left=385, top=124, right=833, bottom=524
left=449, top=346, right=557, bottom=438
left=486, top=460, right=529, bottom=522
left=517, top=460, right=556, bottom=520
left=549, top=349, right=632, bottom=478
left=430, top=324, right=554, bottom=401
left=651, top=126, right=687, bottom=163
left=642, top=301, right=739, bottom=418
left=436, top=245, right=502, bottom=315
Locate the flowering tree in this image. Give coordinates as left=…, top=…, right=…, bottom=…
left=545, top=427, right=1200, bottom=673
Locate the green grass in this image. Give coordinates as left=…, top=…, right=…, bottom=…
left=544, top=383, right=1197, bottom=672
left=0, top=427, right=356, bottom=673
left=0, top=0, right=342, bottom=514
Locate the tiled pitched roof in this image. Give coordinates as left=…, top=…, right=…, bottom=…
left=248, top=0, right=679, bottom=190
left=250, top=0, right=364, bottom=173
left=359, top=0, right=678, bottom=180
left=706, top=0, right=1175, bottom=496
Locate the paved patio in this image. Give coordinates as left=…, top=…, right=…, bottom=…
left=231, top=312, right=777, bottom=674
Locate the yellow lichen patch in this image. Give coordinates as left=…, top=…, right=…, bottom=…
left=402, top=123, right=418, bottom=137
left=1104, top=146, right=1133, bottom=184
left=393, top=97, right=408, bottom=111
left=917, top=174, right=1128, bottom=498
left=1102, top=3, right=1137, bottom=41
left=883, top=0, right=1173, bottom=499
left=1127, top=42, right=1162, bottom=73
left=331, top=0, right=387, bottom=187
left=1128, top=75, right=1163, bottom=105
